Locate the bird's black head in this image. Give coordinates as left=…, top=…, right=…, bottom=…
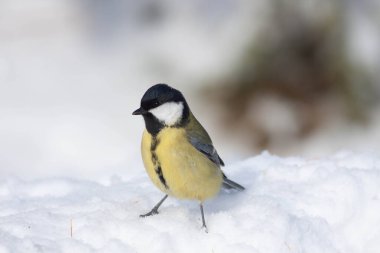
left=133, top=84, right=186, bottom=114
left=133, top=84, right=190, bottom=135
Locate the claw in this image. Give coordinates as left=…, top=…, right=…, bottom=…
left=201, top=224, right=208, bottom=233
left=139, top=194, right=168, bottom=218
left=200, top=202, right=208, bottom=233
left=140, top=209, right=159, bottom=218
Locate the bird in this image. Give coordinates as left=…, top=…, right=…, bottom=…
left=132, top=83, right=244, bottom=232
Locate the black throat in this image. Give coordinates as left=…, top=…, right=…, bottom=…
left=142, top=113, right=163, bottom=136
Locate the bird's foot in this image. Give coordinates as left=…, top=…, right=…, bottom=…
left=139, top=195, right=168, bottom=218
left=201, top=224, right=208, bottom=233
left=139, top=209, right=159, bottom=218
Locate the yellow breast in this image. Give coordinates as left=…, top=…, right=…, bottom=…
left=141, top=128, right=222, bottom=201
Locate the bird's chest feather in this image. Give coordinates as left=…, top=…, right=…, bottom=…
left=141, top=128, right=192, bottom=184
left=141, top=128, right=222, bottom=200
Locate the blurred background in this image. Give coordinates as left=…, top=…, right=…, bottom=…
left=1, top=0, right=379, bottom=181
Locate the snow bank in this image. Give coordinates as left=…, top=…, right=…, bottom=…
left=1, top=151, right=380, bottom=253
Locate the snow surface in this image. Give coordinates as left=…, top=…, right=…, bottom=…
left=1, top=151, right=380, bottom=253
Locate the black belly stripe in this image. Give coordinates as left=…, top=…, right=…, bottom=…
left=155, top=165, right=168, bottom=189
left=151, top=137, right=169, bottom=189
left=150, top=137, right=159, bottom=152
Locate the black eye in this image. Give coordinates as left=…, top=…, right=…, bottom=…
left=154, top=101, right=159, bottom=106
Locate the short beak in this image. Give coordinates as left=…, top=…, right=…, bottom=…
left=132, top=107, right=145, bottom=115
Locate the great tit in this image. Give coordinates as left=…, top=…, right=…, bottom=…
left=133, top=83, right=244, bottom=232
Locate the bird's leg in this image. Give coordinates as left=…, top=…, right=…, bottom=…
left=140, top=194, right=168, bottom=218
left=200, top=202, right=208, bottom=233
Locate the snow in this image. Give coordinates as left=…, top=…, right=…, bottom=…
left=1, top=1, right=380, bottom=252
left=1, top=151, right=380, bottom=253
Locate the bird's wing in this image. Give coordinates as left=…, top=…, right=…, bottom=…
left=186, top=112, right=245, bottom=191
left=186, top=113, right=224, bottom=167
left=188, top=135, right=225, bottom=167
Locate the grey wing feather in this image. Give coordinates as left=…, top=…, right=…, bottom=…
left=188, top=136, right=224, bottom=167
left=186, top=112, right=224, bottom=167
left=186, top=113, right=244, bottom=191
left=188, top=135, right=245, bottom=191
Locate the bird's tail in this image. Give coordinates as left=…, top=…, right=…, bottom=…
left=222, top=173, right=245, bottom=191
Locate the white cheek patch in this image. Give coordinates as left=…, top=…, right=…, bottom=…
left=149, top=102, right=184, bottom=126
